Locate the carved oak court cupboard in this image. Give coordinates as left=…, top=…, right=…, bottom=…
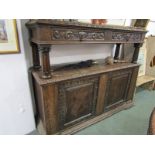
left=26, top=20, right=147, bottom=134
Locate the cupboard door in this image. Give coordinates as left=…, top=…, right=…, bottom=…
left=58, top=76, right=98, bottom=129
left=104, top=69, right=132, bottom=111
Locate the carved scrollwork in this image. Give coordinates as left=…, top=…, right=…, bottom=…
left=112, top=32, right=142, bottom=42
left=52, top=30, right=105, bottom=41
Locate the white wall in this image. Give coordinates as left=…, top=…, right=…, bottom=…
left=0, top=20, right=35, bottom=134
left=146, top=20, right=155, bottom=36
left=50, top=44, right=113, bottom=65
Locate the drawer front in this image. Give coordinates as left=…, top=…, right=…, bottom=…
left=112, top=32, right=142, bottom=42
left=58, top=76, right=98, bottom=129
left=31, top=27, right=144, bottom=44
left=51, top=29, right=105, bottom=41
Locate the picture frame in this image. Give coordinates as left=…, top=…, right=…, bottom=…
left=0, top=19, right=20, bottom=54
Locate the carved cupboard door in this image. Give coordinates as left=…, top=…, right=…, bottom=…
left=58, top=76, right=98, bottom=129
left=104, top=69, right=132, bottom=111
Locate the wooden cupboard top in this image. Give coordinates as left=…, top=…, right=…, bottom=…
left=26, top=19, right=146, bottom=32
left=32, top=63, right=139, bottom=85
left=26, top=20, right=147, bottom=44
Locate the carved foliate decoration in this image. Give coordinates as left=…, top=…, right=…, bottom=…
left=52, top=30, right=105, bottom=41
left=112, top=32, right=142, bottom=42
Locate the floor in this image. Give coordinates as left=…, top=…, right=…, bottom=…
left=29, top=88, right=155, bottom=135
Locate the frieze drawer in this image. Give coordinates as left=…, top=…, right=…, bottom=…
left=112, top=32, right=142, bottom=42
left=51, top=29, right=105, bottom=41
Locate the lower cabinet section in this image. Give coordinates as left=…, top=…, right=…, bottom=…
left=33, top=65, right=139, bottom=134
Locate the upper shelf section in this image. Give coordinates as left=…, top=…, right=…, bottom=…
left=26, top=19, right=147, bottom=45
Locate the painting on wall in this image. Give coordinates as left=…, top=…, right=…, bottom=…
left=0, top=19, right=19, bottom=54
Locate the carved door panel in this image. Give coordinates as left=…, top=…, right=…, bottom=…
left=58, top=76, right=98, bottom=129
left=104, top=69, right=132, bottom=111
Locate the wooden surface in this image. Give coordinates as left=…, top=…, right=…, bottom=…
left=32, top=64, right=139, bottom=134
left=26, top=19, right=147, bottom=45
left=26, top=19, right=146, bottom=32
left=37, top=100, right=133, bottom=135
left=127, top=67, right=139, bottom=100
left=58, top=100, right=133, bottom=135
left=42, top=84, right=59, bottom=134
left=96, top=74, right=108, bottom=115
left=57, top=76, right=98, bottom=129
left=32, top=63, right=139, bottom=85
left=65, top=83, right=93, bottom=123
left=26, top=20, right=146, bottom=134
left=26, top=19, right=145, bottom=78
left=104, top=69, right=132, bottom=111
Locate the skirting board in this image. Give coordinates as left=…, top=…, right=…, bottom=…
left=37, top=101, right=133, bottom=135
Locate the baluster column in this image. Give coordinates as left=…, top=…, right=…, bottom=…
left=132, top=43, right=142, bottom=63
left=38, top=45, right=52, bottom=79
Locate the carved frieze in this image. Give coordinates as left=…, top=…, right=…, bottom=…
left=52, top=30, right=105, bottom=41
left=112, top=32, right=142, bottom=42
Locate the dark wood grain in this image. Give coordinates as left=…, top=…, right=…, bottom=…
left=26, top=20, right=147, bottom=45
left=127, top=66, right=139, bottom=100
left=104, top=69, right=132, bottom=111
left=132, top=43, right=142, bottom=63
left=27, top=20, right=146, bottom=134
left=65, top=84, right=94, bottom=123
left=30, top=42, right=41, bottom=69
left=38, top=45, right=51, bottom=78
left=96, top=74, right=108, bottom=115
left=32, top=63, right=139, bottom=85
left=33, top=64, right=139, bottom=134
left=56, top=100, right=133, bottom=135
left=42, top=84, right=59, bottom=134
left=57, top=76, right=98, bottom=128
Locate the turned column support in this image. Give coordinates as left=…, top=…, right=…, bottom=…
left=30, top=42, right=41, bottom=70
left=132, top=43, right=142, bottom=63
left=38, top=44, right=52, bottom=79
left=114, top=43, right=121, bottom=60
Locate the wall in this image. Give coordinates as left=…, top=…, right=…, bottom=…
left=0, top=20, right=35, bottom=134
left=50, top=44, right=113, bottom=65
left=146, top=36, right=155, bottom=76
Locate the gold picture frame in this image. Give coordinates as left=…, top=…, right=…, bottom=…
left=0, top=19, right=20, bottom=54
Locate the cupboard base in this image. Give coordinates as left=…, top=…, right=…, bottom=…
left=37, top=100, right=133, bottom=135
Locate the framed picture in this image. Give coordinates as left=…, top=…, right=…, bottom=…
left=0, top=19, right=19, bottom=54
